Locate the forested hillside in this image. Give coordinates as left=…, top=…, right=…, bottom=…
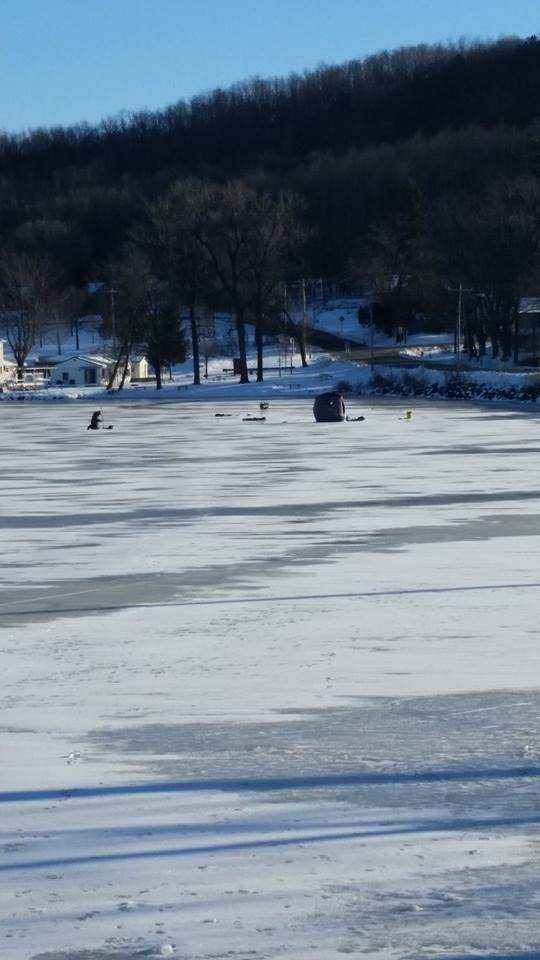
left=0, top=36, right=539, bottom=381
left=0, top=36, right=538, bottom=276
left=1, top=37, right=539, bottom=181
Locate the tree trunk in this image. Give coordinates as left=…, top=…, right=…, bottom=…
left=489, top=318, right=500, bottom=359
left=155, top=361, right=162, bottom=390
left=296, top=325, right=308, bottom=367
left=255, top=323, right=264, bottom=382
left=106, top=345, right=125, bottom=390
left=235, top=311, right=249, bottom=383
left=513, top=312, right=520, bottom=366
left=501, top=316, right=513, bottom=361
left=118, top=349, right=131, bottom=390
left=464, top=319, right=476, bottom=358
left=477, top=329, right=487, bottom=358
left=189, top=306, right=201, bottom=385
left=75, top=318, right=80, bottom=351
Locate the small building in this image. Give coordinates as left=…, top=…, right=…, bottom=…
left=131, top=356, right=150, bottom=380
left=313, top=390, right=346, bottom=422
left=518, top=298, right=540, bottom=365
left=52, top=355, right=131, bottom=388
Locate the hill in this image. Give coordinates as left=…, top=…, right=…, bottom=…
left=0, top=36, right=538, bottom=277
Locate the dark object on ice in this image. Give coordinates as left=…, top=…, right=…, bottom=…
left=259, top=401, right=269, bottom=410
left=215, top=413, right=233, bottom=417
left=87, top=410, right=114, bottom=430
left=87, top=410, right=103, bottom=430
left=346, top=415, right=365, bottom=422
left=243, top=416, right=266, bottom=422
left=313, top=391, right=346, bottom=423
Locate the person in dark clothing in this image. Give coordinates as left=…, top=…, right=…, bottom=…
left=87, top=410, right=102, bottom=430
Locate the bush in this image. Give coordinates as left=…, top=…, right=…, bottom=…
left=371, top=372, right=394, bottom=394
left=402, top=372, right=430, bottom=396
left=522, top=375, right=540, bottom=402
left=352, top=366, right=538, bottom=405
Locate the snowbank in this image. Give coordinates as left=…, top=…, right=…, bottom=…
left=353, top=364, right=540, bottom=404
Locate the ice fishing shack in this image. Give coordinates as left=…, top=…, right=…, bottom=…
left=313, top=390, right=346, bottom=422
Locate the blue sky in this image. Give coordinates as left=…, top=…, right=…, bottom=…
left=2, top=0, right=538, bottom=133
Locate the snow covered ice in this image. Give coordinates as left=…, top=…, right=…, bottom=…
left=0, top=397, right=539, bottom=960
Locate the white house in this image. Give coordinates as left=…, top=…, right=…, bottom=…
left=52, top=355, right=131, bottom=388
left=0, top=339, right=18, bottom=385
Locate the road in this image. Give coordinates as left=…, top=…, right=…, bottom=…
left=333, top=344, right=462, bottom=370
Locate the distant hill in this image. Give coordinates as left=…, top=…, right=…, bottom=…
left=0, top=36, right=538, bottom=277
left=1, top=37, right=538, bottom=184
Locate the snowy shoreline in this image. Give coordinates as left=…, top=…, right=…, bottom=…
left=1, top=355, right=540, bottom=412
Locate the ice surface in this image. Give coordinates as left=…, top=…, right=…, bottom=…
left=0, top=398, right=538, bottom=959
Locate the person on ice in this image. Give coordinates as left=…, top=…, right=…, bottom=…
left=87, top=410, right=103, bottom=430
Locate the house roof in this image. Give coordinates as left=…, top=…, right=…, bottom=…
left=519, top=297, right=540, bottom=315
left=30, top=355, right=62, bottom=365
left=54, top=354, right=113, bottom=367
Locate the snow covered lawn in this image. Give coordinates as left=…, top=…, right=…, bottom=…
left=1, top=399, right=539, bottom=960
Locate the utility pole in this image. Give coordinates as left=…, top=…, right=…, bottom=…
left=280, top=282, right=287, bottom=377
left=456, top=282, right=463, bottom=375
left=448, top=283, right=473, bottom=374
left=513, top=305, right=520, bottom=366
left=109, top=283, right=117, bottom=344
left=301, top=278, right=307, bottom=329
left=318, top=277, right=324, bottom=309
left=369, top=302, right=375, bottom=370
left=301, top=278, right=308, bottom=362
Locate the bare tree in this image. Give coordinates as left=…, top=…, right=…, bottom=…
left=360, top=181, right=435, bottom=343
left=0, top=252, right=58, bottom=378
left=99, top=250, right=188, bottom=391
left=100, top=253, right=147, bottom=390
left=280, top=280, right=314, bottom=369
left=242, top=190, right=305, bottom=381
left=155, top=180, right=253, bottom=384
left=436, top=176, right=540, bottom=361
left=159, top=179, right=307, bottom=383
left=196, top=311, right=221, bottom=379
left=142, top=185, right=216, bottom=386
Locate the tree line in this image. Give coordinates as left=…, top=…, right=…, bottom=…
left=0, top=180, right=308, bottom=385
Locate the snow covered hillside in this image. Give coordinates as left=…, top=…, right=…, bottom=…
left=1, top=399, right=538, bottom=960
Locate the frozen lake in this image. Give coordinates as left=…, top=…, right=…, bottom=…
left=1, top=398, right=539, bottom=960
